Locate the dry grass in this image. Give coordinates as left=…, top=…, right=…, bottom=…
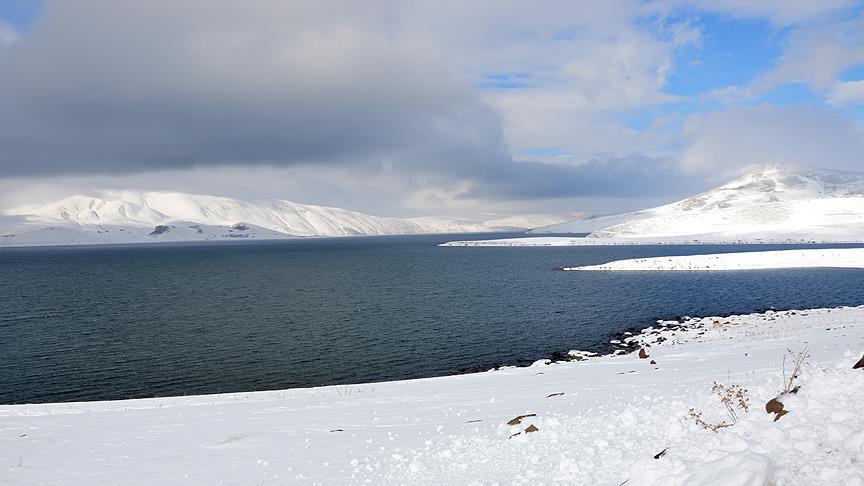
left=688, top=381, right=750, bottom=432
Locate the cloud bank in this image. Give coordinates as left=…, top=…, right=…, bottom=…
left=0, top=0, right=861, bottom=217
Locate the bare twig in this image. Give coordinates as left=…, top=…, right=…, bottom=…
left=783, top=349, right=809, bottom=394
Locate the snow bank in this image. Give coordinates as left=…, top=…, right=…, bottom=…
left=2, top=306, right=864, bottom=485
left=565, top=248, right=864, bottom=271
left=440, top=235, right=864, bottom=247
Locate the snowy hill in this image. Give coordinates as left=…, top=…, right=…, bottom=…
left=0, top=191, right=552, bottom=247
left=530, top=165, right=864, bottom=241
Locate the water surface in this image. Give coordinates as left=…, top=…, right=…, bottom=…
left=2, top=234, right=863, bottom=404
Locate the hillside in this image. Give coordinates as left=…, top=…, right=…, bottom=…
left=0, top=191, right=556, bottom=247
left=531, top=165, right=864, bottom=241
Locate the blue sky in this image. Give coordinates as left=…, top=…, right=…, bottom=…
left=0, top=0, right=40, bottom=29
left=0, top=1, right=863, bottom=218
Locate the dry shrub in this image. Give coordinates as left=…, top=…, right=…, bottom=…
left=688, top=382, right=750, bottom=432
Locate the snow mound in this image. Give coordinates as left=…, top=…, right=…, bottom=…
left=565, top=248, right=864, bottom=271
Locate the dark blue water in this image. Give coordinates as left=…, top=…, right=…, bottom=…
left=2, top=234, right=864, bottom=404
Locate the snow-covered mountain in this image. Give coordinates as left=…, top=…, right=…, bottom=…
left=531, top=165, right=864, bottom=241
left=0, top=191, right=554, bottom=247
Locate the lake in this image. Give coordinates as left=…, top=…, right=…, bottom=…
left=2, top=234, right=864, bottom=404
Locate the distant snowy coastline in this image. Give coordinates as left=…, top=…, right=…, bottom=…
left=565, top=248, right=864, bottom=271
left=440, top=235, right=864, bottom=247
left=3, top=305, right=864, bottom=484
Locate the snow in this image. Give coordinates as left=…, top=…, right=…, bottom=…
left=3, top=305, right=864, bottom=485
left=0, top=191, right=558, bottom=247
left=444, top=166, right=864, bottom=247
left=438, top=234, right=863, bottom=247
left=533, top=165, right=864, bottom=239
left=565, top=248, right=864, bottom=271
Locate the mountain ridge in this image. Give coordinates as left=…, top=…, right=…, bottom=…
left=0, top=190, right=562, bottom=247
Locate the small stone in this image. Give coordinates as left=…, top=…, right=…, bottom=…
left=649, top=360, right=657, bottom=365
left=524, top=424, right=539, bottom=433
left=853, top=354, right=864, bottom=369
left=765, top=398, right=789, bottom=421
left=639, top=349, right=649, bottom=359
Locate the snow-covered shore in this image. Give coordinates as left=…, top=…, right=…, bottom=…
left=440, top=235, right=864, bottom=247
left=3, top=306, right=864, bottom=485
left=566, top=248, right=864, bottom=271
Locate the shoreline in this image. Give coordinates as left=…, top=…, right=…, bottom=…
left=0, top=304, right=822, bottom=408
left=3, top=305, right=863, bottom=484
left=440, top=236, right=864, bottom=247
left=564, top=247, right=864, bottom=271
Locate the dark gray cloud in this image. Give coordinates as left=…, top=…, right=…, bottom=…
left=4, top=0, right=853, bottom=215
left=462, top=155, right=708, bottom=200
left=4, top=0, right=685, bottom=206
left=0, top=0, right=505, bottom=177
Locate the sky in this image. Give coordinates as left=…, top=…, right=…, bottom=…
left=0, top=0, right=862, bottom=220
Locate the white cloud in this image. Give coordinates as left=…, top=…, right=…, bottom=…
left=828, top=79, right=864, bottom=104
left=0, top=20, right=19, bottom=45
left=480, top=24, right=692, bottom=163
left=752, top=14, right=864, bottom=93
left=679, top=105, right=864, bottom=176
left=697, top=10, right=864, bottom=113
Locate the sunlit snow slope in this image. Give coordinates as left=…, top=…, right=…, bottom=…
left=531, top=165, right=864, bottom=242
left=0, top=191, right=546, bottom=247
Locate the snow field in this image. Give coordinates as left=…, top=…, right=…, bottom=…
left=565, top=248, right=864, bottom=271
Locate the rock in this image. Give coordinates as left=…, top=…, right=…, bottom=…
left=639, top=348, right=649, bottom=359
left=650, top=360, right=657, bottom=365
left=148, top=225, right=171, bottom=236
left=765, top=398, right=789, bottom=421
left=507, top=413, right=537, bottom=426
left=524, top=424, right=539, bottom=433
left=854, top=354, right=864, bottom=369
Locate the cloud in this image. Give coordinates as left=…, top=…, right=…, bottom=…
left=0, top=20, right=18, bottom=45
left=0, top=0, right=707, bottom=212
left=828, top=79, right=864, bottom=104
left=486, top=28, right=685, bottom=161
left=465, top=155, right=703, bottom=200
left=0, top=0, right=861, bottom=220
left=679, top=105, right=864, bottom=175
left=0, top=0, right=505, bottom=176
left=753, top=15, right=864, bottom=93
